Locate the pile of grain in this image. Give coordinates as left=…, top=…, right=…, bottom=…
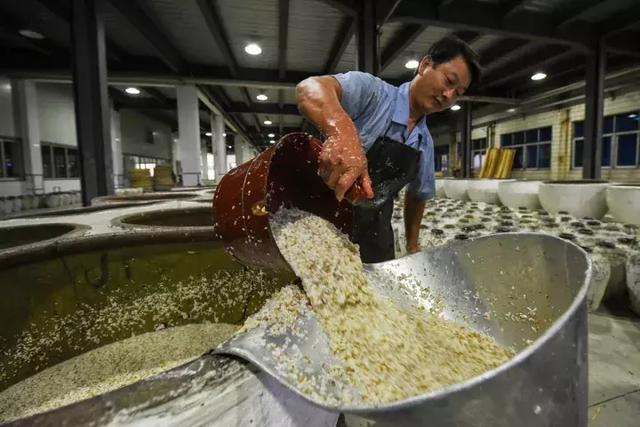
left=0, top=323, right=238, bottom=423
left=269, top=208, right=514, bottom=404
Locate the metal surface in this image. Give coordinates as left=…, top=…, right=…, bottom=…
left=217, top=233, right=591, bottom=426
left=71, top=0, right=114, bottom=205
left=356, top=0, right=378, bottom=74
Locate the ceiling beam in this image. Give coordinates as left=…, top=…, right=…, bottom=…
left=324, top=16, right=356, bottom=74
left=483, top=48, right=577, bottom=89
left=278, top=0, right=290, bottom=79
left=390, top=0, right=593, bottom=50
left=143, top=87, right=174, bottom=109
left=228, top=102, right=299, bottom=115
left=380, top=24, right=427, bottom=72
left=376, top=0, right=404, bottom=26
left=605, top=31, right=640, bottom=58
left=478, top=38, right=529, bottom=66
left=482, top=41, right=545, bottom=75
left=602, top=3, right=640, bottom=37
left=449, top=30, right=482, bottom=45
left=315, top=0, right=358, bottom=16
left=195, top=0, right=239, bottom=76
left=108, top=0, right=187, bottom=73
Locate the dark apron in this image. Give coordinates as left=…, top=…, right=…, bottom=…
left=351, top=135, right=420, bottom=263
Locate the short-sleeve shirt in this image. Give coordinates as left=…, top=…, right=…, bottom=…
left=332, top=71, right=435, bottom=200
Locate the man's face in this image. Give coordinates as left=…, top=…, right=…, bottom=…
left=410, top=55, right=472, bottom=114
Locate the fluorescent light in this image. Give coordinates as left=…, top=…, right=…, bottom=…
left=450, top=104, right=461, bottom=111
left=125, top=87, right=141, bottom=95
left=18, top=29, right=44, bottom=40
left=263, top=120, right=273, bottom=125
left=244, top=43, right=262, bottom=55
left=531, top=72, right=547, bottom=81
left=268, top=133, right=275, bottom=138
left=256, top=94, right=268, bottom=101
left=269, top=140, right=276, bottom=144
left=507, top=108, right=517, bottom=113
left=205, top=132, right=212, bottom=136
left=405, top=59, right=419, bottom=69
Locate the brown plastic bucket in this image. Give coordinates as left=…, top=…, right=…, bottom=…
left=213, top=132, right=364, bottom=271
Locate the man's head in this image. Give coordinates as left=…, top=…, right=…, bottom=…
left=410, top=36, right=481, bottom=115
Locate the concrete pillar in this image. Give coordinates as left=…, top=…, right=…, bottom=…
left=177, top=85, right=201, bottom=186
left=13, top=79, right=44, bottom=194
left=110, top=108, right=122, bottom=188
left=212, top=113, right=226, bottom=182
left=201, top=138, right=209, bottom=184
left=234, top=135, right=243, bottom=166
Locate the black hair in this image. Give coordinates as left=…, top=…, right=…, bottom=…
left=426, top=36, right=482, bottom=89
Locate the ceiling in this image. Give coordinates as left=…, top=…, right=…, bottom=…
left=0, top=0, right=639, bottom=148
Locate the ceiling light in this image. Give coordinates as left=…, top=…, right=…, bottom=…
left=18, top=29, right=44, bottom=40
left=270, top=139, right=276, bottom=144
left=227, top=145, right=232, bottom=149
left=244, top=43, right=262, bottom=55
left=125, top=87, right=141, bottom=95
left=531, top=72, right=547, bottom=81
left=205, top=132, right=212, bottom=136
left=1, top=83, right=10, bottom=91
left=256, top=94, right=268, bottom=101
left=263, top=120, right=273, bottom=125
left=507, top=108, right=517, bottom=113
left=450, top=104, right=461, bottom=111
left=405, top=59, right=419, bottom=69
left=268, top=133, right=275, bottom=138
left=628, top=113, right=638, bottom=119
left=223, top=132, right=227, bottom=136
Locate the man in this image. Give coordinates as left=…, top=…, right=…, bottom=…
left=296, top=36, right=480, bottom=263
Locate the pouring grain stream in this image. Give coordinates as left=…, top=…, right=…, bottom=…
left=266, top=208, right=514, bottom=404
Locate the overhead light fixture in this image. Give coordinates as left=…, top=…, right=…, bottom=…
left=628, top=113, right=638, bottom=119
left=268, top=133, right=275, bottom=138
left=205, top=132, right=212, bottom=136
left=244, top=43, right=262, bottom=55
left=125, top=87, right=141, bottom=95
left=18, top=29, right=44, bottom=40
left=256, top=93, right=268, bottom=101
left=263, top=120, right=273, bottom=125
left=507, top=108, right=517, bottom=113
left=450, top=104, right=461, bottom=111
left=404, top=59, right=419, bottom=69
left=227, top=145, right=232, bottom=149
left=531, top=72, right=547, bottom=81
left=269, top=139, right=276, bottom=144
left=1, top=83, right=11, bottom=91
left=223, top=132, right=227, bottom=136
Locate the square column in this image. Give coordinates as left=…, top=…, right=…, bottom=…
left=212, top=114, right=227, bottom=182
left=71, top=0, right=113, bottom=204
left=110, top=108, right=123, bottom=188
left=13, top=79, right=43, bottom=194
left=177, top=85, right=201, bottom=187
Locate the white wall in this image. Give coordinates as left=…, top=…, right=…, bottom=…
left=119, top=109, right=172, bottom=159
left=37, top=83, right=77, bottom=146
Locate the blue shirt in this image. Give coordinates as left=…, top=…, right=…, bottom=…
left=333, top=71, right=435, bottom=200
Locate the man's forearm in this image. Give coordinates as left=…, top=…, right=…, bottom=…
left=404, top=195, right=426, bottom=253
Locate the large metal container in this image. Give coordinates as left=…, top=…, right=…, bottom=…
left=0, top=231, right=590, bottom=427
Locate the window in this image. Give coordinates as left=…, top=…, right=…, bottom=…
left=0, top=137, right=23, bottom=178
left=499, top=126, right=552, bottom=169
left=572, top=112, right=640, bottom=168
left=40, top=143, right=80, bottom=178
left=434, top=145, right=449, bottom=172
left=471, top=138, right=487, bottom=171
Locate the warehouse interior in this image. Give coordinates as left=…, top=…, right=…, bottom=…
left=0, top=0, right=639, bottom=426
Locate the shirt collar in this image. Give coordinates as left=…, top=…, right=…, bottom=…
left=392, top=82, right=428, bottom=135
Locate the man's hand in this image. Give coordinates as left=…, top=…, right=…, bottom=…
left=318, top=131, right=374, bottom=202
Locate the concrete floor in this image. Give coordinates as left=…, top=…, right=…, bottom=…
left=588, top=307, right=640, bottom=426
